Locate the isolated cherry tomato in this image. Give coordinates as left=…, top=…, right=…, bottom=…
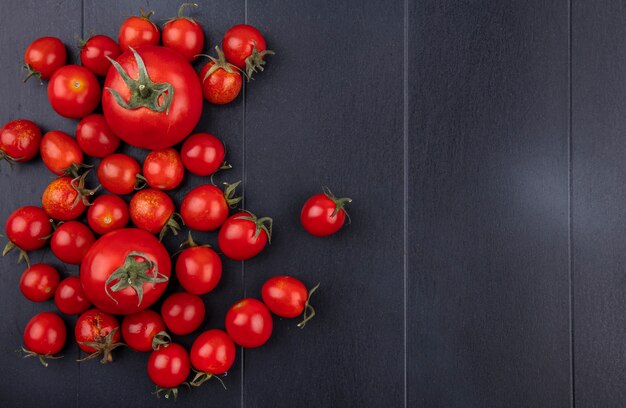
left=87, top=194, right=129, bottom=235
left=75, top=308, right=122, bottom=363
left=180, top=183, right=240, bottom=232
left=50, top=221, right=96, bottom=264
left=222, top=24, right=274, bottom=78
left=40, top=130, right=83, bottom=175
left=175, top=236, right=222, bottom=295
left=118, top=10, right=160, bottom=53
left=161, top=292, right=205, bottom=336
left=23, top=312, right=66, bottom=364
left=97, top=153, right=141, bottom=195
left=23, top=36, right=66, bottom=82
left=122, top=309, right=168, bottom=352
left=147, top=343, right=191, bottom=392
left=76, top=114, right=120, bottom=158
left=130, top=189, right=179, bottom=239
left=199, top=47, right=242, bottom=104
left=225, top=298, right=272, bottom=348
left=301, top=188, right=352, bottom=237
left=190, top=329, right=235, bottom=380
left=4, top=206, right=51, bottom=254
left=180, top=133, right=226, bottom=176
left=55, top=276, right=91, bottom=315
left=42, top=176, right=92, bottom=221
left=79, top=35, right=121, bottom=76
left=162, top=3, right=204, bottom=62
left=19, top=264, right=60, bottom=302
left=143, top=148, right=184, bottom=190
left=48, top=65, right=101, bottom=119
left=0, top=119, right=42, bottom=163
left=262, top=276, right=319, bottom=328
left=218, top=211, right=272, bottom=260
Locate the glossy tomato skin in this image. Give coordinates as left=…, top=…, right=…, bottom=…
left=218, top=212, right=269, bottom=261
left=97, top=153, right=141, bottom=195
left=23, top=312, right=66, bottom=355
left=118, top=15, right=160, bottom=53
left=75, top=308, right=120, bottom=354
left=301, top=193, right=347, bottom=237
left=40, top=130, right=83, bottom=175
left=162, top=17, right=204, bottom=62
left=42, top=177, right=86, bottom=221
left=180, top=185, right=229, bottom=231
left=200, top=61, right=242, bottom=104
left=122, top=309, right=166, bottom=352
left=143, top=148, right=184, bottom=190
left=55, top=276, right=91, bottom=315
left=51, top=221, right=96, bottom=265
left=80, top=228, right=171, bottom=315
left=80, top=35, right=121, bottom=76
left=87, top=194, right=129, bottom=235
left=19, top=264, right=60, bottom=302
left=161, top=292, right=205, bottom=336
left=176, top=246, right=222, bottom=295
left=0, top=119, right=42, bottom=162
left=76, top=114, right=120, bottom=158
left=180, top=133, right=226, bottom=176
left=262, top=276, right=308, bottom=318
left=24, top=37, right=66, bottom=81
left=5, top=206, right=51, bottom=251
left=222, top=24, right=268, bottom=69
left=190, top=329, right=235, bottom=375
left=225, top=298, right=272, bottom=348
left=147, top=343, right=191, bottom=388
left=102, top=46, right=202, bottom=149
left=48, top=65, right=101, bottom=119
left=129, top=189, right=175, bottom=235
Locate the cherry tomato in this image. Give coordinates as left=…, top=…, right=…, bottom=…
left=40, top=130, right=83, bottom=175
left=180, top=183, right=240, bottom=232
left=23, top=36, right=66, bottom=82
left=225, top=298, right=272, bottom=348
left=161, top=292, right=205, bottom=336
left=162, top=3, right=204, bottom=62
left=222, top=24, right=274, bottom=78
left=118, top=10, right=160, bottom=53
left=301, top=188, right=352, bottom=237
left=48, top=65, right=101, bottom=119
left=218, top=211, right=272, bottom=261
left=50, top=221, right=96, bottom=265
left=175, top=235, right=222, bottom=295
left=41, top=176, right=92, bottom=221
left=199, top=47, right=242, bottom=104
left=122, top=309, right=168, bottom=352
left=262, top=276, right=320, bottom=328
left=97, top=153, right=141, bottom=195
left=23, top=312, right=66, bottom=365
left=79, top=35, right=121, bottom=76
left=147, top=343, right=191, bottom=392
left=190, top=329, right=235, bottom=381
left=75, top=308, right=122, bottom=363
left=76, top=114, right=120, bottom=158
left=180, top=133, right=226, bottom=176
left=4, top=206, right=51, bottom=261
left=143, top=148, right=184, bottom=190
left=54, top=276, right=91, bottom=315
left=0, top=119, right=42, bottom=163
left=87, top=194, right=129, bottom=235
left=19, top=264, right=60, bottom=302
left=129, top=189, right=180, bottom=239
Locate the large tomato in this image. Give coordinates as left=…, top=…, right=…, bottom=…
left=102, top=46, right=202, bottom=149
left=80, top=228, right=171, bottom=315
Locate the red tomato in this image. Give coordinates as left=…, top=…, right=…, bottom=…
left=122, top=309, right=168, bottom=352
left=23, top=36, right=66, bottom=82
left=180, top=183, right=240, bottom=232
left=222, top=24, right=274, bottom=78
left=50, top=221, right=96, bottom=264
left=102, top=46, right=202, bottom=149
left=175, top=235, right=222, bottom=295
left=217, top=211, right=272, bottom=260
left=4, top=206, right=51, bottom=264
left=129, top=189, right=180, bottom=239
left=301, top=188, right=352, bottom=237
left=40, top=130, right=83, bottom=175
left=47, top=65, right=101, bottom=119
left=80, top=228, right=171, bottom=315
left=75, top=308, right=122, bottom=363
left=190, top=329, right=235, bottom=385
left=161, top=292, right=205, bottom=336
left=0, top=119, right=42, bottom=163
left=199, top=47, right=242, bottom=104
left=225, top=298, right=272, bottom=348
left=143, top=148, right=184, bottom=190
left=76, top=114, right=120, bottom=158
left=42, top=176, right=93, bottom=221
left=118, top=10, right=160, bottom=53
left=79, top=35, right=121, bottom=76
left=19, top=264, right=60, bottom=302
left=87, top=194, right=129, bottom=235
left=55, top=276, right=91, bottom=315
left=262, top=276, right=320, bottom=328
left=97, top=153, right=141, bottom=195
left=147, top=343, right=191, bottom=394
left=23, top=312, right=66, bottom=365
left=162, top=3, right=204, bottom=62
left=180, top=133, right=227, bottom=176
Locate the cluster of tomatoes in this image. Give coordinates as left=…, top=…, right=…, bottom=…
left=2, top=3, right=352, bottom=399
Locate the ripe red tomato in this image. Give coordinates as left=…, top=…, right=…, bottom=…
left=23, top=312, right=66, bottom=366
left=143, top=148, right=184, bottom=190
left=55, top=276, right=91, bottom=315
left=161, top=292, right=205, bottom=336
left=147, top=343, right=191, bottom=395
left=23, top=36, right=66, bottom=82
left=222, top=24, right=274, bottom=78
left=79, top=35, right=121, bottom=76
left=76, top=114, right=120, bottom=158
left=175, top=235, right=222, bottom=295
left=50, top=221, right=96, bottom=264
left=122, top=309, right=168, bottom=352
left=80, top=228, right=171, bottom=315
left=217, top=211, right=272, bottom=260
left=199, top=47, right=242, bottom=104
left=4, top=206, right=51, bottom=263
left=40, top=130, right=83, bottom=175
left=0, top=119, right=41, bottom=163
left=180, top=183, right=240, bottom=232
left=87, top=194, right=129, bottom=235
left=301, top=188, right=352, bottom=237
left=225, top=298, right=272, bottom=348
left=118, top=10, right=160, bottom=53
left=190, top=329, right=235, bottom=385
left=180, top=133, right=227, bottom=176
left=42, top=175, right=93, bottom=221
left=47, top=65, right=101, bottom=119
left=262, top=276, right=320, bottom=328
left=162, top=3, right=204, bottom=62
left=19, top=264, right=60, bottom=302
left=130, top=189, right=180, bottom=239
left=102, top=46, right=202, bottom=149
left=97, top=153, right=141, bottom=195
left=75, top=308, right=123, bottom=363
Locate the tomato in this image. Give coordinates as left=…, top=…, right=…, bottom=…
left=4, top=206, right=51, bottom=265
left=199, top=47, right=242, bottom=104
left=40, top=130, right=83, bottom=175
left=22, top=312, right=66, bottom=366
left=19, top=264, right=60, bottom=302
left=80, top=228, right=171, bottom=315
left=143, top=148, right=184, bottom=190
left=23, top=36, right=66, bottom=82
left=79, top=35, right=121, bottom=76
left=42, top=175, right=95, bottom=221
left=0, top=119, right=41, bottom=163
left=118, top=10, right=160, bottom=53
left=87, top=194, right=129, bottom=235
left=222, top=24, right=274, bottom=78
left=180, top=183, right=240, bottom=232
left=225, top=298, right=272, bottom=348
left=76, top=114, right=120, bottom=158
left=301, top=188, right=352, bottom=237
left=162, top=3, right=204, bottom=62
left=55, top=276, right=91, bottom=315
left=217, top=211, right=272, bottom=260
left=180, top=133, right=227, bottom=176
left=51, top=221, right=96, bottom=265
left=97, top=153, right=141, bottom=195
left=48, top=65, right=101, bottom=119
left=122, top=309, right=169, bottom=352
left=161, top=292, right=205, bottom=336
left=75, top=308, right=123, bottom=364
left=190, top=329, right=235, bottom=386
left=129, top=189, right=180, bottom=240
left=262, top=276, right=320, bottom=328
left=102, top=46, right=202, bottom=149
left=175, top=234, right=222, bottom=295
left=147, top=343, right=191, bottom=397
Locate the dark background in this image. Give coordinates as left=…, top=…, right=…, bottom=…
left=0, top=0, right=622, bottom=407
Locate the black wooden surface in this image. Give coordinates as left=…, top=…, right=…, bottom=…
left=0, top=1, right=623, bottom=407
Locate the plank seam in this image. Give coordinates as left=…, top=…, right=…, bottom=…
left=402, top=0, right=409, bottom=406
left=568, top=0, right=575, bottom=407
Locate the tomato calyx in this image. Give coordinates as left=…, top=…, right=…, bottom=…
left=105, top=251, right=169, bottom=306
left=322, top=186, right=353, bottom=219
left=2, top=240, right=31, bottom=266
left=200, top=46, right=242, bottom=81
left=179, top=231, right=211, bottom=249
left=0, top=149, right=19, bottom=165
left=22, top=64, right=43, bottom=84
left=20, top=346, right=63, bottom=367
left=165, top=2, right=199, bottom=25
left=77, top=327, right=125, bottom=364
left=235, top=211, right=273, bottom=243
left=158, top=213, right=183, bottom=242
left=139, top=8, right=156, bottom=21
left=70, top=170, right=101, bottom=207
left=244, top=41, right=275, bottom=80
left=297, top=282, right=321, bottom=329
left=151, top=330, right=171, bottom=350
left=63, top=162, right=92, bottom=178
left=190, top=370, right=227, bottom=389
left=223, top=181, right=243, bottom=208
left=153, top=384, right=190, bottom=400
